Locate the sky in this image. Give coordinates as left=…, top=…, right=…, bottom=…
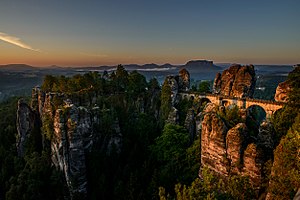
left=0, top=0, right=299, bottom=67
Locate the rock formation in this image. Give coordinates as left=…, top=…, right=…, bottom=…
left=241, top=143, right=264, bottom=186
left=213, top=64, right=256, bottom=98
left=16, top=80, right=163, bottom=199
left=16, top=87, right=127, bottom=198
left=274, top=80, right=291, bottom=102
left=226, top=123, right=248, bottom=174
left=166, top=107, right=179, bottom=125
left=200, top=103, right=274, bottom=187
left=184, top=108, right=196, bottom=144
left=52, top=104, right=93, bottom=197
left=201, top=103, right=229, bottom=176
left=164, top=68, right=191, bottom=105
left=16, top=99, right=39, bottom=157
left=178, top=68, right=190, bottom=91
left=165, top=76, right=179, bottom=105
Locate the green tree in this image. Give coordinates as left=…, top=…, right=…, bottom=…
left=128, top=70, right=147, bottom=97
left=267, top=113, right=300, bottom=199
left=160, top=80, right=172, bottom=122
left=114, top=64, right=129, bottom=92
left=198, top=81, right=211, bottom=93
left=41, top=75, right=57, bottom=92
left=218, top=105, right=243, bottom=128
left=271, top=66, right=300, bottom=144
left=151, top=124, right=189, bottom=192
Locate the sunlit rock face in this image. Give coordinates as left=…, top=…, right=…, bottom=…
left=213, top=64, right=256, bottom=98
left=241, top=143, right=264, bottom=185
left=226, top=123, right=248, bottom=174
left=201, top=103, right=229, bottom=176
left=178, top=68, right=190, bottom=91
left=274, top=80, right=291, bottom=102
left=200, top=103, right=273, bottom=188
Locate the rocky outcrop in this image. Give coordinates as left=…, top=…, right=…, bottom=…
left=178, top=68, right=190, bottom=91
left=200, top=103, right=273, bottom=187
left=242, top=143, right=264, bottom=186
left=226, top=123, right=248, bottom=174
left=166, top=107, right=179, bottom=125
left=257, top=121, right=274, bottom=155
left=165, top=76, right=179, bottom=105
left=106, top=118, right=122, bottom=155
left=164, top=68, right=191, bottom=105
left=274, top=81, right=291, bottom=102
left=213, top=64, right=256, bottom=98
left=16, top=87, right=126, bottom=199
left=52, top=104, right=93, bottom=197
left=184, top=108, right=196, bottom=144
left=16, top=99, right=38, bottom=157
left=201, top=103, right=229, bottom=176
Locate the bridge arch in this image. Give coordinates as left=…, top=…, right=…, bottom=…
left=195, top=97, right=211, bottom=114
left=178, top=92, right=284, bottom=119
left=246, top=105, right=267, bottom=122
left=245, top=105, right=267, bottom=137
left=221, top=100, right=230, bottom=107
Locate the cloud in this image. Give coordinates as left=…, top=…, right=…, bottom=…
left=0, top=32, right=40, bottom=52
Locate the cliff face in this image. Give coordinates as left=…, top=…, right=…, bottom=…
left=226, top=123, right=248, bottom=174
left=165, top=76, right=179, bottom=106
left=200, top=103, right=273, bottom=187
left=274, top=81, right=291, bottom=102
left=201, top=103, right=229, bottom=176
left=17, top=82, right=161, bottom=198
left=213, top=64, right=256, bottom=98
left=52, top=105, right=94, bottom=196
left=16, top=99, right=39, bottom=157
left=17, top=87, right=125, bottom=198
left=178, top=68, right=190, bottom=91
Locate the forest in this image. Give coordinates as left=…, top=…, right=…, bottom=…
left=0, top=65, right=299, bottom=200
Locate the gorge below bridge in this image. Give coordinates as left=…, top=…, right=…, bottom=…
left=179, top=92, right=284, bottom=119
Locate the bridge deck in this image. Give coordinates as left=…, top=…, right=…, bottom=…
left=181, top=91, right=285, bottom=106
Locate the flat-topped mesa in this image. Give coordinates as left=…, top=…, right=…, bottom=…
left=185, top=60, right=214, bottom=68
left=213, top=64, right=256, bottom=98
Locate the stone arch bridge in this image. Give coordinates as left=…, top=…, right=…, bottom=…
left=179, top=92, right=284, bottom=118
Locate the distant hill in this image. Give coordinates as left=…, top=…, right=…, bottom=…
left=182, top=60, right=222, bottom=72
left=0, top=64, right=38, bottom=71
